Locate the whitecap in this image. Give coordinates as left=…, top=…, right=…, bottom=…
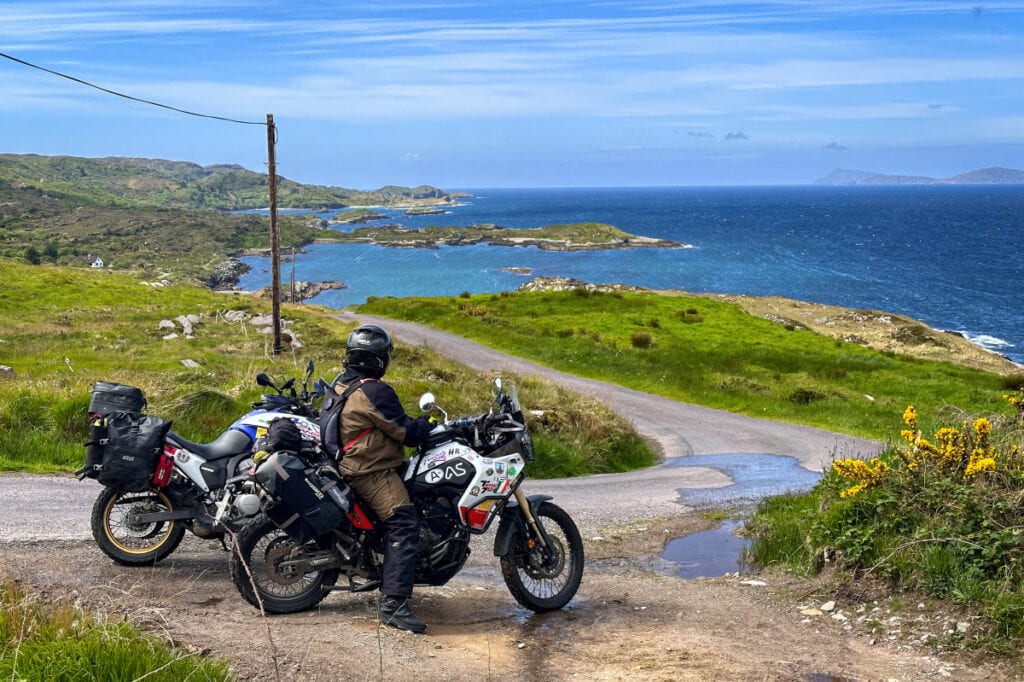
left=962, top=332, right=1014, bottom=351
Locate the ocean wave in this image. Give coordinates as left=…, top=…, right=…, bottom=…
left=962, top=332, right=1015, bottom=351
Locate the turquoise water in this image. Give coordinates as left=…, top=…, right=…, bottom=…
left=236, top=185, right=1024, bottom=363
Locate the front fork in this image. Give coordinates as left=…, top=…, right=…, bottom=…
left=513, top=488, right=551, bottom=550
left=494, top=490, right=554, bottom=559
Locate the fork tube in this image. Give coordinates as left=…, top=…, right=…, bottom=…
left=514, top=488, right=549, bottom=548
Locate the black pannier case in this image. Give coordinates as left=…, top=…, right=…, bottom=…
left=95, top=412, right=172, bottom=492
left=255, top=452, right=352, bottom=542
left=89, top=381, right=147, bottom=415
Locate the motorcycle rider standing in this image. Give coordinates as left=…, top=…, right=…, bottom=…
left=332, top=324, right=434, bottom=633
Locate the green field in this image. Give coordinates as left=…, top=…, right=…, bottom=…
left=359, top=288, right=1020, bottom=441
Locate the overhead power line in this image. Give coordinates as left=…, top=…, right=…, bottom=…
left=0, top=51, right=264, bottom=126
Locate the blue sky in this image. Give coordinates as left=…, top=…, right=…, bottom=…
left=2, top=1, right=1022, bottom=189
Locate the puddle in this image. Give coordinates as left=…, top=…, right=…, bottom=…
left=663, top=518, right=752, bottom=578
left=662, top=453, right=822, bottom=577
left=664, top=453, right=822, bottom=507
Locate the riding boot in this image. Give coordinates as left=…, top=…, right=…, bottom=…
left=378, top=595, right=426, bottom=633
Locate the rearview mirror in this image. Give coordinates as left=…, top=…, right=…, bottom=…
left=419, top=392, right=436, bottom=412
left=256, top=373, right=273, bottom=388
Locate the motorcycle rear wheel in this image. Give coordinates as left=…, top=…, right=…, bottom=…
left=91, top=486, right=186, bottom=566
left=230, top=515, right=338, bottom=614
left=500, top=501, right=584, bottom=612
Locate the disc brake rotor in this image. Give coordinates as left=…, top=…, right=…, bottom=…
left=525, top=535, right=566, bottom=579
left=263, top=536, right=307, bottom=586
left=122, top=500, right=162, bottom=537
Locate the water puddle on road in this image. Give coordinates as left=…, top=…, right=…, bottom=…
left=663, top=518, right=752, bottom=578
left=661, top=453, right=822, bottom=578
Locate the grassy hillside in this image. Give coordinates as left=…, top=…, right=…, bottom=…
left=0, top=180, right=330, bottom=284
left=0, top=258, right=651, bottom=477
left=359, top=289, right=1022, bottom=441
left=0, top=154, right=457, bottom=210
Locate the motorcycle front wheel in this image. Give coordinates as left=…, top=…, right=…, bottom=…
left=230, top=515, right=338, bottom=614
left=91, top=486, right=186, bottom=566
left=500, top=501, right=584, bottom=612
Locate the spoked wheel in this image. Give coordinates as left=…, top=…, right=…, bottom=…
left=500, top=501, right=584, bottom=611
left=230, top=515, right=337, bottom=614
left=91, top=486, right=186, bottom=566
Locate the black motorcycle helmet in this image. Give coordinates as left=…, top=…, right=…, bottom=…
left=344, top=324, right=393, bottom=375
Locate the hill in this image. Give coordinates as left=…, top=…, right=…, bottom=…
left=0, top=153, right=461, bottom=210
left=0, top=179, right=329, bottom=285
left=815, top=166, right=1024, bottom=185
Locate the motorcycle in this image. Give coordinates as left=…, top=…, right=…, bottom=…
left=89, top=361, right=328, bottom=566
left=230, top=377, right=585, bottom=615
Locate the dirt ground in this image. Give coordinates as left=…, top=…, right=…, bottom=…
left=3, top=512, right=1020, bottom=682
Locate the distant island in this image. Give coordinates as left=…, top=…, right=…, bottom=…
left=816, top=166, right=1024, bottom=186
left=314, top=222, right=688, bottom=251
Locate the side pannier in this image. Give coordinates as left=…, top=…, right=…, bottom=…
left=96, top=412, right=172, bottom=492
left=78, top=381, right=171, bottom=491
left=254, top=452, right=353, bottom=542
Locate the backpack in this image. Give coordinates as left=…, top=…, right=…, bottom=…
left=319, top=378, right=376, bottom=460
left=265, top=417, right=304, bottom=453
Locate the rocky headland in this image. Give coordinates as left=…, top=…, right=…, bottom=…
left=519, top=276, right=1022, bottom=375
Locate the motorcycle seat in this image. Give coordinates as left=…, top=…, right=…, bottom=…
left=167, top=429, right=252, bottom=461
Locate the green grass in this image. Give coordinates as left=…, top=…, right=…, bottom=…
left=358, top=289, right=1016, bottom=441
left=0, top=575, right=233, bottom=681
left=0, top=258, right=652, bottom=476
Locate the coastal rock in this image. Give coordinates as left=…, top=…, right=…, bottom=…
left=517, top=276, right=650, bottom=294
left=256, top=280, right=346, bottom=303
left=222, top=310, right=250, bottom=323
left=203, top=258, right=251, bottom=290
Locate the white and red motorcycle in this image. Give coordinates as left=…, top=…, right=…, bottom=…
left=231, top=378, right=585, bottom=614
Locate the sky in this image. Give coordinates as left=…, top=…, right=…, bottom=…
left=2, top=1, right=1023, bottom=189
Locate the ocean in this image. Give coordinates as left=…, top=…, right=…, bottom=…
left=235, top=185, right=1024, bottom=364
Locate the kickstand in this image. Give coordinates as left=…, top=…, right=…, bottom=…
left=219, top=535, right=232, bottom=553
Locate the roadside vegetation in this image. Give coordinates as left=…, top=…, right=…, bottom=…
left=360, top=287, right=1024, bottom=653
left=0, top=574, right=233, bottom=681
left=358, top=288, right=1019, bottom=442
left=746, top=395, right=1024, bottom=653
left=0, top=258, right=651, bottom=477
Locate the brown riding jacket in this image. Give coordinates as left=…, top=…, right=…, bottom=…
left=333, top=370, right=433, bottom=478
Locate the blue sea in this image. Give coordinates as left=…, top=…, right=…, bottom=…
left=235, top=186, right=1024, bottom=364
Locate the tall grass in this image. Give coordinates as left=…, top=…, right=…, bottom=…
left=0, top=575, right=233, bottom=681
left=359, top=289, right=1017, bottom=441
left=0, top=258, right=652, bottom=476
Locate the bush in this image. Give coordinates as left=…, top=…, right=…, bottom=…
left=630, top=332, right=653, bottom=349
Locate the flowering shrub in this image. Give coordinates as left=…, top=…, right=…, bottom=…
left=773, top=391, right=1024, bottom=647
left=832, top=399, right=1020, bottom=498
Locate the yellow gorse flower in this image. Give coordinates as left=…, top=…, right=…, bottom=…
left=833, top=457, right=890, bottom=498
left=903, top=405, right=917, bottom=429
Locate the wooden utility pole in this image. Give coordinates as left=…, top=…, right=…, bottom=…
left=267, top=113, right=283, bottom=354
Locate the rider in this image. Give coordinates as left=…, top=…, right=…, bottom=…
left=333, top=324, right=434, bottom=633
